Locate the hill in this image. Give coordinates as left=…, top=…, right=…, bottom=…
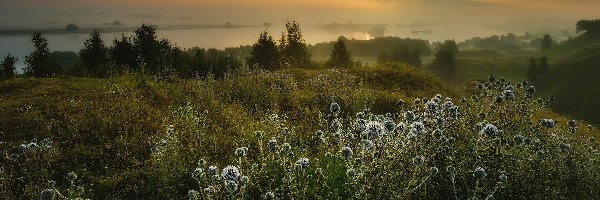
left=539, top=32, right=600, bottom=125
left=1, top=64, right=598, bottom=199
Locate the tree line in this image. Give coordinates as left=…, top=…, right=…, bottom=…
left=0, top=20, right=361, bottom=80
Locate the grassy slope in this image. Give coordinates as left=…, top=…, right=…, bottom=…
left=453, top=50, right=532, bottom=85
left=539, top=32, right=600, bottom=125
left=0, top=65, right=455, bottom=198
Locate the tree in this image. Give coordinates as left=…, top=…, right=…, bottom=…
left=527, top=56, right=550, bottom=86
left=541, top=34, right=553, bottom=51
left=247, top=31, right=280, bottom=70
left=326, top=37, right=353, bottom=68
left=576, top=19, right=600, bottom=33
left=430, top=40, right=457, bottom=81
left=0, top=54, right=17, bottom=79
left=280, top=19, right=312, bottom=67
left=80, top=29, right=108, bottom=76
left=133, top=24, right=159, bottom=71
left=25, top=32, right=58, bottom=77
left=111, top=34, right=137, bottom=70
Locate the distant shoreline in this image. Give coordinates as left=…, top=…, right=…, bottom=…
left=0, top=25, right=260, bottom=36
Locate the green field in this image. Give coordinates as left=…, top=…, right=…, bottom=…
left=1, top=64, right=599, bottom=199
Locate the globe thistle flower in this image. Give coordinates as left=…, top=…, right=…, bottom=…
left=481, top=124, right=499, bottom=137
left=208, top=166, right=218, bottom=177
left=40, top=188, right=56, bottom=200
left=265, top=191, right=276, bottom=200
left=235, top=147, right=247, bottom=158
left=429, top=167, right=439, bottom=176
left=425, top=100, right=439, bottom=113
left=222, top=165, right=241, bottom=181
left=267, top=137, right=277, bottom=151
left=382, top=119, right=396, bottom=133
left=332, top=130, right=342, bottom=142
left=397, top=99, right=405, bottom=107
left=255, top=131, right=264, bottom=139
left=355, top=118, right=367, bottom=132
left=499, top=171, right=509, bottom=183
left=526, top=85, right=536, bottom=95
left=407, top=133, right=417, bottom=142
left=413, top=155, right=425, bottom=167
left=523, top=137, right=532, bottom=145
left=341, top=147, right=353, bottom=160
left=187, top=190, right=199, bottom=200
left=396, top=122, right=406, bottom=132
left=410, top=121, right=425, bottom=136
left=495, top=95, right=504, bottom=103
left=559, top=142, right=570, bottom=152
left=448, top=106, right=459, bottom=117
left=362, top=140, right=374, bottom=150
left=224, top=180, right=238, bottom=193
left=488, top=75, right=496, bottom=83
left=192, top=168, right=203, bottom=180
left=346, top=168, right=356, bottom=178
left=67, top=171, right=78, bottom=185
left=432, top=129, right=443, bottom=140
left=513, top=134, right=524, bottom=145
left=414, top=98, right=421, bottom=105
left=280, top=143, right=292, bottom=155
left=502, top=89, right=514, bottom=100
left=295, top=158, right=310, bottom=171
left=540, top=119, right=556, bottom=128
left=473, top=167, right=487, bottom=180
left=363, top=121, right=384, bottom=139
left=330, top=102, right=341, bottom=116
left=404, top=111, right=416, bottom=121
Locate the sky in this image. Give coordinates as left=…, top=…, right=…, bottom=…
left=1, top=0, right=599, bottom=29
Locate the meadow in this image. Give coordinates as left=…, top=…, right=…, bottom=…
left=1, top=64, right=599, bottom=199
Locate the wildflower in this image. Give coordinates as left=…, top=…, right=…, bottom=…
left=448, top=106, right=459, bottom=117
left=332, top=131, right=342, bottom=142
left=222, top=165, right=241, bottom=181
left=396, top=122, right=406, bottom=132
left=413, top=155, right=424, bottom=167
left=330, top=102, right=341, bottom=115
left=407, top=133, right=417, bottom=142
left=481, top=124, right=499, bottom=137
left=346, top=168, right=356, bottom=178
left=425, top=100, right=438, bottom=113
left=473, top=167, right=487, bottom=180
left=235, top=147, right=247, bottom=158
left=432, top=129, right=443, bottom=140
left=488, top=75, right=496, bottom=83
left=363, top=121, right=384, bottom=139
left=341, top=147, right=353, bottom=160
left=495, top=95, right=504, bottom=103
left=267, top=137, right=277, bottom=151
left=414, top=98, right=421, bottom=105
left=362, top=140, right=374, bottom=149
left=67, top=171, right=78, bottom=185
left=40, top=188, right=56, bottom=200
left=523, top=137, right=532, bottom=145
left=224, top=180, right=238, bottom=193
left=429, top=167, right=439, bottom=176
left=265, top=191, right=276, bottom=200
left=404, top=112, right=416, bottom=123
left=513, top=134, right=524, bottom=145
left=397, top=99, right=405, bottom=107
left=355, top=118, right=367, bottom=131
left=208, top=166, right=218, bottom=177
left=540, top=119, right=556, bottom=128
left=255, top=131, right=264, bottom=139
left=502, top=89, right=514, bottom=100
left=382, top=119, right=396, bottom=133
left=560, top=142, right=570, bottom=152
left=280, top=143, right=292, bottom=155
left=295, top=158, right=310, bottom=171
left=526, top=86, right=536, bottom=95
left=192, top=168, right=203, bottom=180
left=410, top=121, right=425, bottom=135
left=187, top=190, right=199, bottom=200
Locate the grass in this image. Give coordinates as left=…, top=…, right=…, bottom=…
left=0, top=64, right=598, bottom=199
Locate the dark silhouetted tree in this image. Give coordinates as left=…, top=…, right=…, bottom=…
left=280, top=20, right=311, bottom=67
left=25, top=32, right=58, bottom=77
left=0, top=54, right=17, bottom=79
left=430, top=40, right=457, bottom=81
left=247, top=31, right=280, bottom=70
left=326, top=37, right=353, bottom=68
left=80, top=29, right=108, bottom=76
left=111, top=34, right=137, bottom=70
left=527, top=56, right=550, bottom=86
left=134, top=24, right=159, bottom=71
left=541, top=34, right=553, bottom=51
left=576, top=19, right=600, bottom=33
